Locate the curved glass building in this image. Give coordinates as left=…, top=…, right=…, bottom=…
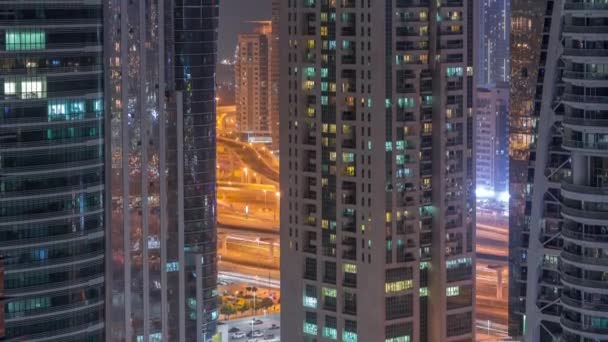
left=106, top=0, right=218, bottom=340
left=0, top=1, right=105, bottom=341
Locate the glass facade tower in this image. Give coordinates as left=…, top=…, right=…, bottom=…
left=106, top=0, right=218, bottom=341
left=0, top=1, right=105, bottom=340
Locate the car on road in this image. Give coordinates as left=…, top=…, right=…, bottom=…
left=231, top=331, right=245, bottom=339
left=269, top=324, right=279, bottom=330
left=229, top=327, right=241, bottom=333
left=253, top=319, right=263, bottom=325
left=247, top=330, right=264, bottom=338
left=246, top=339, right=258, bottom=342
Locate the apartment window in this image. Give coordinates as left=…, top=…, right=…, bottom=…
left=4, top=81, right=15, bottom=95
left=343, top=320, right=358, bottom=342
left=419, top=287, right=428, bottom=297
left=446, top=312, right=472, bottom=336
left=5, top=29, right=46, bottom=51
left=303, top=311, right=318, bottom=335
left=446, top=286, right=460, bottom=297
left=323, top=316, right=337, bottom=339
left=303, top=284, right=318, bottom=308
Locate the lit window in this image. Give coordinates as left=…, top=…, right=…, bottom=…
left=4, top=81, right=15, bottom=95
left=303, top=322, right=318, bottom=335
left=385, top=280, right=413, bottom=293
left=20, top=79, right=45, bottom=99
left=343, top=263, right=357, bottom=274
left=446, top=286, right=460, bottom=297
left=343, top=331, right=358, bottom=342
left=321, top=26, right=328, bottom=36
left=420, top=287, right=428, bottom=297
left=322, top=287, right=337, bottom=298
left=323, top=327, right=337, bottom=339
left=5, top=29, right=46, bottom=51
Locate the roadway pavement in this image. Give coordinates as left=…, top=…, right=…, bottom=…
left=218, top=314, right=280, bottom=342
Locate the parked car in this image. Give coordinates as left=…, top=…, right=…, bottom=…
left=253, top=319, right=263, bottom=325
left=231, top=331, right=245, bottom=339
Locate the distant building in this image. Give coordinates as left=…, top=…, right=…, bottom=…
left=270, top=0, right=281, bottom=150
left=236, top=24, right=271, bottom=136
left=476, top=85, right=509, bottom=196
left=478, top=0, right=509, bottom=85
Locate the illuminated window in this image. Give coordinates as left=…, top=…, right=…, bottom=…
left=321, top=26, right=328, bottom=36
left=419, top=25, right=428, bottom=36
left=321, top=13, right=328, bottom=22
left=321, top=68, right=328, bottom=78
left=396, top=141, right=405, bottom=150
left=5, top=29, right=46, bottom=51
left=321, top=96, right=328, bottom=105
left=397, top=97, right=415, bottom=108
left=386, top=336, right=410, bottom=342
left=342, top=152, right=354, bottom=163
left=447, top=286, right=460, bottom=297
left=20, top=78, right=45, bottom=99
left=423, top=123, right=432, bottom=133
left=303, top=80, right=315, bottom=90
left=323, top=327, right=337, bottom=339
left=307, top=39, right=315, bottom=49
left=420, top=11, right=428, bottom=21
left=166, top=261, right=179, bottom=272
left=419, top=54, right=428, bottom=64
left=420, top=287, right=428, bottom=297
left=323, top=287, right=337, bottom=297
left=303, top=322, right=318, bottom=335
left=446, top=67, right=463, bottom=77
left=420, top=262, right=430, bottom=270
left=343, top=331, right=358, bottom=342
left=343, top=263, right=357, bottom=274
left=385, top=280, right=413, bottom=293
left=4, top=81, right=15, bottom=95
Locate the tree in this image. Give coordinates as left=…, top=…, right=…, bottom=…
left=220, top=304, right=236, bottom=320
left=259, top=297, right=274, bottom=309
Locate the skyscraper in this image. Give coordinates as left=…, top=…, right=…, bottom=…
left=279, top=0, right=476, bottom=341
left=477, top=0, right=509, bottom=86
left=106, top=1, right=219, bottom=341
left=0, top=2, right=106, bottom=341
left=511, top=0, right=608, bottom=340
left=476, top=85, right=509, bottom=196
left=507, top=1, right=544, bottom=338
left=270, top=0, right=281, bottom=151
left=236, top=26, right=271, bottom=134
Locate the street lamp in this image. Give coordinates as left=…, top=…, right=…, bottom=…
left=243, top=167, right=248, bottom=183
left=245, top=204, right=249, bottom=219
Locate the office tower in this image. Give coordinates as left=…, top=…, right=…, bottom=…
left=0, top=2, right=105, bottom=340
left=270, top=0, right=281, bottom=150
left=507, top=4, right=543, bottom=339
left=279, top=0, right=476, bottom=341
left=476, top=85, right=509, bottom=195
left=510, top=0, right=608, bottom=340
left=477, top=0, right=509, bottom=85
left=106, top=1, right=219, bottom=341
left=236, top=27, right=270, bottom=134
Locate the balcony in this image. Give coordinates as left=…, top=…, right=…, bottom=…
left=564, top=1, right=608, bottom=12
left=562, top=49, right=608, bottom=63
left=561, top=250, right=608, bottom=267
left=562, top=222, right=608, bottom=244
left=561, top=292, right=608, bottom=313
left=563, top=113, right=608, bottom=129
left=562, top=139, right=608, bottom=156
left=561, top=315, right=608, bottom=336
left=561, top=182, right=608, bottom=203
left=561, top=272, right=607, bottom=290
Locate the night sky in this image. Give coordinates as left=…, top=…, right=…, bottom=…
left=219, top=0, right=272, bottom=61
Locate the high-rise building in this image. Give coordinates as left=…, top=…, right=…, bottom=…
left=0, top=2, right=106, bottom=340
left=511, top=1, right=608, bottom=340
left=476, top=85, right=509, bottom=195
left=106, top=1, right=219, bottom=341
left=270, top=0, right=281, bottom=150
left=279, top=1, right=476, bottom=341
left=477, top=0, right=509, bottom=85
left=236, top=27, right=270, bottom=134
left=507, top=1, right=544, bottom=338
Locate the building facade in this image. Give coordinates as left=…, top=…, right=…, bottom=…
left=0, top=1, right=106, bottom=340
left=236, top=29, right=270, bottom=134
left=279, top=0, right=476, bottom=341
left=105, top=0, right=219, bottom=341
left=477, top=0, right=509, bottom=86
left=510, top=0, right=608, bottom=340
left=476, top=85, right=509, bottom=195
left=270, top=0, right=281, bottom=151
